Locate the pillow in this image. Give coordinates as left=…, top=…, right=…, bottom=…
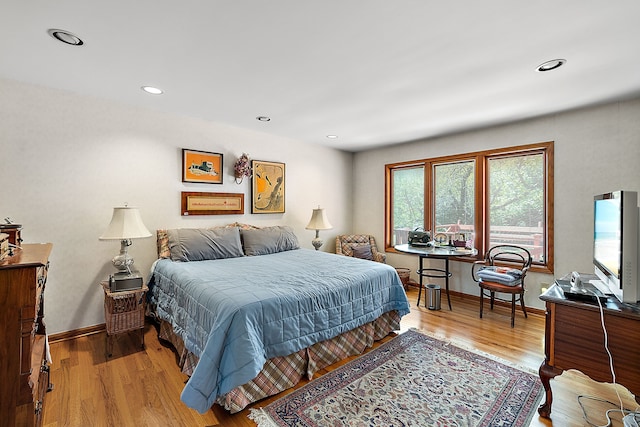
left=477, top=266, right=523, bottom=286
left=241, top=226, right=300, bottom=256
left=352, top=244, right=373, bottom=260
left=167, top=227, right=244, bottom=262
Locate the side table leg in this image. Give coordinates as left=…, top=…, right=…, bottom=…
left=416, top=256, right=424, bottom=307
left=444, top=258, right=452, bottom=310
left=538, top=360, right=562, bottom=418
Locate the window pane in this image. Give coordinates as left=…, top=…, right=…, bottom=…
left=433, top=161, right=475, bottom=245
left=488, top=154, right=545, bottom=263
left=392, top=166, right=424, bottom=245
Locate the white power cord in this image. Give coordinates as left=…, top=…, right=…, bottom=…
left=577, top=293, right=640, bottom=427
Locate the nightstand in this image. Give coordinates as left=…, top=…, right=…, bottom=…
left=101, top=281, right=147, bottom=357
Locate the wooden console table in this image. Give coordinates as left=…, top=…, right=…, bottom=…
left=538, top=282, right=640, bottom=418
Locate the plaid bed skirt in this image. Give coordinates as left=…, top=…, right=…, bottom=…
left=158, top=310, right=401, bottom=413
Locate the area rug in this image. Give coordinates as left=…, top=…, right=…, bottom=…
left=249, top=329, right=543, bottom=427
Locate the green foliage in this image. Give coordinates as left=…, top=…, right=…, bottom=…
left=392, top=167, right=424, bottom=230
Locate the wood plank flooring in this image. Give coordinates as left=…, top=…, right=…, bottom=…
left=43, top=288, right=637, bottom=426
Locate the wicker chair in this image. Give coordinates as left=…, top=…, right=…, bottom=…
left=471, top=245, right=532, bottom=328
left=335, top=234, right=386, bottom=263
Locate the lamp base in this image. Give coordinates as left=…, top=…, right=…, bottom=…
left=112, top=239, right=135, bottom=272
left=311, top=237, right=324, bottom=251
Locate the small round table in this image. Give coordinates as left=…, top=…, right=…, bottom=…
left=394, top=244, right=477, bottom=310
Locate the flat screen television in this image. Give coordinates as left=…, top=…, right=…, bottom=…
left=593, top=190, right=639, bottom=303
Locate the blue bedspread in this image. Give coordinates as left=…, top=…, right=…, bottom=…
left=148, top=248, right=410, bottom=413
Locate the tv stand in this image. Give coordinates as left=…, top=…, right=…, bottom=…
left=538, top=282, right=640, bottom=418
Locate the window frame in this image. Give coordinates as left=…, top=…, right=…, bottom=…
left=385, top=141, right=554, bottom=274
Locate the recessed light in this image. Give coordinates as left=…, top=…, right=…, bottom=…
left=536, top=59, right=566, bottom=72
left=256, top=116, right=271, bottom=122
left=141, top=86, right=163, bottom=95
left=326, top=135, right=338, bottom=139
left=48, top=29, right=83, bottom=46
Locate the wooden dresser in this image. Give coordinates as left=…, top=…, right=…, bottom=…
left=538, top=282, right=640, bottom=418
left=0, top=243, right=53, bottom=427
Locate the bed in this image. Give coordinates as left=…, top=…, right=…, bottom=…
left=147, top=224, right=410, bottom=413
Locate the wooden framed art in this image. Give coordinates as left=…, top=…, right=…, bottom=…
left=251, top=160, right=285, bottom=214
left=181, top=192, right=244, bottom=216
left=182, top=149, right=223, bottom=184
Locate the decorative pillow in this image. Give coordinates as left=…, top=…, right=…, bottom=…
left=477, top=266, right=523, bottom=286
left=167, top=227, right=244, bottom=262
left=352, top=244, right=374, bottom=260
left=241, top=226, right=300, bottom=256
left=157, top=223, right=262, bottom=259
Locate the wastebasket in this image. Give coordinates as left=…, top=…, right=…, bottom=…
left=426, top=284, right=441, bottom=310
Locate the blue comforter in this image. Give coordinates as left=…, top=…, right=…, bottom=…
left=148, top=248, right=410, bottom=413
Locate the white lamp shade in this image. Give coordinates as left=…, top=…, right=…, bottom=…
left=99, top=206, right=152, bottom=240
left=305, top=207, right=333, bottom=230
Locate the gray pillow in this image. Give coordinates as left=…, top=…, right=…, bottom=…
left=167, top=227, right=244, bottom=262
left=352, top=244, right=373, bottom=260
left=241, top=226, right=300, bottom=256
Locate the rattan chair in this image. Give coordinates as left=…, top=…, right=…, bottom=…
left=335, top=234, right=386, bottom=263
left=471, top=245, right=532, bottom=327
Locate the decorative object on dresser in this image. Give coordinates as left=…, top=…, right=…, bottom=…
left=99, top=205, right=152, bottom=292
left=1, top=218, right=23, bottom=248
left=0, top=232, right=9, bottom=259
left=181, top=148, right=223, bottom=184
left=0, top=243, right=53, bottom=427
left=251, top=160, right=285, bottom=213
left=233, top=152, right=252, bottom=184
left=102, top=281, right=148, bottom=358
left=305, top=206, right=333, bottom=250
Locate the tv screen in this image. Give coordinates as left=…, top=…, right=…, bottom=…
left=593, top=196, right=621, bottom=280
left=593, top=190, right=639, bottom=303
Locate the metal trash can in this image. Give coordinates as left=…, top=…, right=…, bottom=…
left=426, top=284, right=441, bottom=310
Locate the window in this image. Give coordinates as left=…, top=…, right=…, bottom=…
left=389, top=165, right=424, bottom=245
left=385, top=142, right=553, bottom=272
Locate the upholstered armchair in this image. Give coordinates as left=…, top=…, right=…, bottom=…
left=335, top=234, right=386, bottom=263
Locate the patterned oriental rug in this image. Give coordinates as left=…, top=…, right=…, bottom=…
left=249, top=329, right=543, bottom=427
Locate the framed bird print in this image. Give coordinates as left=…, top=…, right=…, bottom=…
left=251, top=160, right=285, bottom=214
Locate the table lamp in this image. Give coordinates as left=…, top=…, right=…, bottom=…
left=305, top=206, right=333, bottom=250
left=99, top=205, right=151, bottom=275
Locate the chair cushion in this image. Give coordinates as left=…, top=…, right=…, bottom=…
left=477, top=266, right=523, bottom=286
left=352, top=244, right=373, bottom=260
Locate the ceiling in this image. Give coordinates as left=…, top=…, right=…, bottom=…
left=3, top=1, right=640, bottom=152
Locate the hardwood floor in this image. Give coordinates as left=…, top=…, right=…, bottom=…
left=43, top=288, right=637, bottom=426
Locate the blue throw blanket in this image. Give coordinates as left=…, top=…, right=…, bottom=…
left=148, top=249, right=410, bottom=413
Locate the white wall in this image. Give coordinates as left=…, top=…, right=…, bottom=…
left=353, top=99, right=640, bottom=310
left=0, top=78, right=353, bottom=334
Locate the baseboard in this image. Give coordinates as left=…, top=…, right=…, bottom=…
left=48, top=323, right=105, bottom=344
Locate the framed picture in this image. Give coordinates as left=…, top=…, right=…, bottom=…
left=251, top=160, right=285, bottom=214
left=181, top=192, right=244, bottom=215
left=182, top=149, right=223, bottom=184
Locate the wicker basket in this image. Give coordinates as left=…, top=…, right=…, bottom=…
left=103, top=283, right=146, bottom=335
left=395, top=267, right=411, bottom=288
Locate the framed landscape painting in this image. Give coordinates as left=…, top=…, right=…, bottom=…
left=251, top=160, right=285, bottom=214
left=182, top=149, right=223, bottom=184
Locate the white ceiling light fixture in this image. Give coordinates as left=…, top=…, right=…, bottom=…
left=536, top=59, right=567, bottom=72
left=256, top=116, right=271, bottom=122
left=48, top=28, right=83, bottom=46
left=326, top=135, right=338, bottom=139
left=141, top=86, right=163, bottom=95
